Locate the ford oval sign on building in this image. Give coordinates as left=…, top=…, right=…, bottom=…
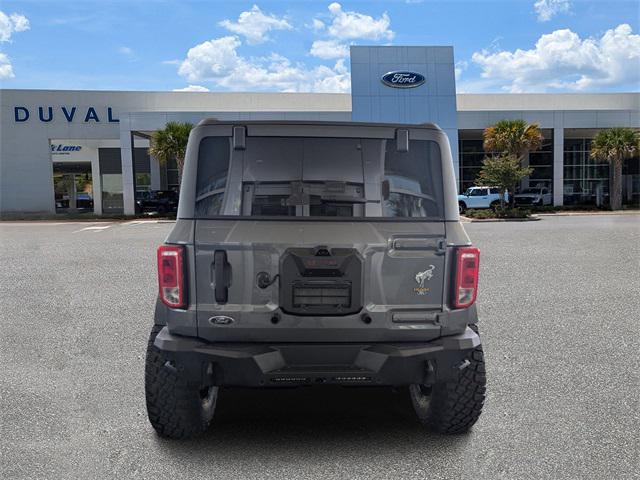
left=381, top=71, right=426, bottom=88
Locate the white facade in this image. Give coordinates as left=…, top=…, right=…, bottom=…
left=0, top=46, right=638, bottom=216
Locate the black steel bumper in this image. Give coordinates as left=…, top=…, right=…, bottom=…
left=153, top=326, right=480, bottom=387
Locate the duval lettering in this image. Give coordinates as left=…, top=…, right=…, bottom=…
left=14, top=106, right=119, bottom=123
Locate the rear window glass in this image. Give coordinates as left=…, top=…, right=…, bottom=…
left=195, top=137, right=231, bottom=217
left=383, top=139, right=443, bottom=218
left=194, top=135, right=443, bottom=219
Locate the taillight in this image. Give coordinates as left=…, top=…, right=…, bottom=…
left=157, top=245, right=186, bottom=309
left=453, top=246, right=480, bottom=309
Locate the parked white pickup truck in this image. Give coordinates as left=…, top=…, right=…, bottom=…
left=514, top=187, right=552, bottom=206
left=457, top=187, right=508, bottom=213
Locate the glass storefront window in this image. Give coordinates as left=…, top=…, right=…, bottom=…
left=458, top=137, right=494, bottom=192
left=563, top=137, right=610, bottom=206
left=458, top=132, right=554, bottom=193
left=136, top=173, right=151, bottom=191
left=166, top=170, right=179, bottom=189
left=102, top=174, right=124, bottom=213
left=99, top=148, right=124, bottom=214
left=528, top=135, right=553, bottom=191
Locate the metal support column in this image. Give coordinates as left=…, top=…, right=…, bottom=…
left=553, top=127, right=564, bottom=206
left=120, top=125, right=136, bottom=215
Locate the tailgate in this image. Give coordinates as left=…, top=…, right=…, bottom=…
left=194, top=219, right=447, bottom=342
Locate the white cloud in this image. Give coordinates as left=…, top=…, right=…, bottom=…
left=310, top=39, right=349, bottom=59
left=311, top=18, right=325, bottom=32
left=178, top=36, right=243, bottom=82
left=0, top=52, right=14, bottom=79
left=308, top=3, right=394, bottom=59
left=173, top=85, right=210, bottom=92
left=177, top=35, right=350, bottom=93
left=325, top=3, right=393, bottom=41
left=533, top=0, right=571, bottom=22
left=471, top=24, right=640, bottom=92
left=0, top=11, right=29, bottom=42
left=219, top=5, right=292, bottom=45
left=118, top=46, right=134, bottom=56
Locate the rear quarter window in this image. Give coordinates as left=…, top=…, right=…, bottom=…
left=194, top=137, right=231, bottom=217
left=383, top=139, right=444, bottom=218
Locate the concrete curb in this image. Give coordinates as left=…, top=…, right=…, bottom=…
left=536, top=211, right=640, bottom=217
left=461, top=215, right=541, bottom=223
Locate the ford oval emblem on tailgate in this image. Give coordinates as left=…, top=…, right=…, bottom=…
left=381, top=71, right=426, bottom=88
left=209, top=315, right=234, bottom=325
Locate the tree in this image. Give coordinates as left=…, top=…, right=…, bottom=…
left=148, top=122, right=193, bottom=189
left=483, top=119, right=543, bottom=207
left=476, top=155, right=533, bottom=209
left=590, top=128, right=639, bottom=211
left=483, top=119, right=544, bottom=161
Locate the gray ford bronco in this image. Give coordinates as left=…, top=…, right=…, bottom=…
left=145, top=120, right=486, bottom=439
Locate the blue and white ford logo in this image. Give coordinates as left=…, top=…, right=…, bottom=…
left=381, top=71, right=426, bottom=89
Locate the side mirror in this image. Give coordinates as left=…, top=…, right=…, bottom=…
left=381, top=180, right=390, bottom=200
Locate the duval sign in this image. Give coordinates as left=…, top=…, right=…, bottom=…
left=381, top=71, right=426, bottom=88
left=14, top=106, right=119, bottom=123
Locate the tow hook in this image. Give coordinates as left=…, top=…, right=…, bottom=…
left=164, top=360, right=178, bottom=373
left=454, top=359, right=471, bottom=371
left=424, top=360, right=436, bottom=384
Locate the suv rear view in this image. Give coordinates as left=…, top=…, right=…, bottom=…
left=145, top=121, right=486, bottom=438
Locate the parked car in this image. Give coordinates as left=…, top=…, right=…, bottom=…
left=54, top=192, right=93, bottom=210
left=135, top=190, right=178, bottom=214
left=145, top=120, right=486, bottom=439
left=76, top=192, right=94, bottom=210
left=457, top=186, right=507, bottom=213
left=514, top=187, right=552, bottom=206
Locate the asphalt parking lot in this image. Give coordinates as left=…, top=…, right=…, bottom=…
left=1, top=215, right=638, bottom=479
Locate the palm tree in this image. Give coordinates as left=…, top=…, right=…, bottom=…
left=483, top=119, right=544, bottom=207
left=483, top=119, right=544, bottom=161
left=148, top=122, right=193, bottom=189
left=590, top=128, right=639, bottom=210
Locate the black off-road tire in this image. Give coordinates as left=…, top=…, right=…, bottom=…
left=490, top=200, right=500, bottom=211
left=458, top=202, right=467, bottom=214
left=145, top=325, right=218, bottom=439
left=409, top=327, right=486, bottom=434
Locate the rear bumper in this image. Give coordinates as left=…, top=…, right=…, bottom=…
left=153, top=326, right=480, bottom=387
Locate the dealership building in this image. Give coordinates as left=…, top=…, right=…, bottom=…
left=1, top=45, right=638, bottom=216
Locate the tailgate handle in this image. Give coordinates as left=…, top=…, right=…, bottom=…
left=213, top=250, right=231, bottom=304
left=392, top=238, right=447, bottom=255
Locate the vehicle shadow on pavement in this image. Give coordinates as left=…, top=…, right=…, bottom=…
left=154, top=386, right=473, bottom=456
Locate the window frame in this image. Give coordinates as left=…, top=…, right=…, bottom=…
left=181, top=123, right=457, bottom=221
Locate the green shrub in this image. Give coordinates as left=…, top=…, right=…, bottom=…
left=464, top=208, right=531, bottom=219
left=499, top=207, right=531, bottom=218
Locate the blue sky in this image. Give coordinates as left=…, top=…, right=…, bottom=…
left=0, top=0, right=638, bottom=93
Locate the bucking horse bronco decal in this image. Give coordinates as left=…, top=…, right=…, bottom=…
left=415, top=265, right=436, bottom=288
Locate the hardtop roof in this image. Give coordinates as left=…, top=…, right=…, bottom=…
left=195, top=118, right=442, bottom=131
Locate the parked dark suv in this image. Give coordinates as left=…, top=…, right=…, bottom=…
left=145, top=120, right=486, bottom=439
left=136, top=190, right=178, bottom=215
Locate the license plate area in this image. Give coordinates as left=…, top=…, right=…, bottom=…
left=292, top=281, right=352, bottom=309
